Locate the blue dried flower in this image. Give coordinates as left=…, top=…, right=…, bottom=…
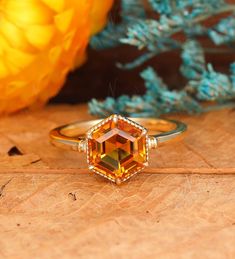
left=196, top=64, right=235, bottom=100
left=89, top=0, right=235, bottom=117
left=208, top=16, right=235, bottom=45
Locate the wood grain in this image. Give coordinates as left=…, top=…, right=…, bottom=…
left=0, top=104, right=234, bottom=174
left=0, top=105, right=234, bottom=259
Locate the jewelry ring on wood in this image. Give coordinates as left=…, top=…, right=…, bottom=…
left=50, top=114, right=187, bottom=184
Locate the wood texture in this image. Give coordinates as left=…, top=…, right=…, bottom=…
left=0, top=105, right=235, bottom=259
left=0, top=104, right=234, bottom=174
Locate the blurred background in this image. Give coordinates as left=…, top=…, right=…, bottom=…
left=52, top=0, right=235, bottom=104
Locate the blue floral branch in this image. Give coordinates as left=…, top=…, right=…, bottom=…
left=89, top=0, right=235, bottom=117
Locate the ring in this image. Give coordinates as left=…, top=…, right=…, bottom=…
left=50, top=114, right=187, bottom=184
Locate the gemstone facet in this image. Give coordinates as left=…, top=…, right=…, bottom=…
left=87, top=115, right=148, bottom=183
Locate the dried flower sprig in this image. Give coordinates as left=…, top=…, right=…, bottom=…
left=90, top=0, right=235, bottom=117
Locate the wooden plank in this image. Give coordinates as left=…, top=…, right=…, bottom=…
left=0, top=105, right=234, bottom=174
left=0, top=105, right=234, bottom=258
left=0, top=173, right=235, bottom=258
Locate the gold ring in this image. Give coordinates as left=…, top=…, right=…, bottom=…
left=50, top=114, right=187, bottom=184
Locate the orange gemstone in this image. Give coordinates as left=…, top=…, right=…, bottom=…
left=87, top=115, right=148, bottom=183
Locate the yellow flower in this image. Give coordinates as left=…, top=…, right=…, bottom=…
left=0, top=0, right=113, bottom=114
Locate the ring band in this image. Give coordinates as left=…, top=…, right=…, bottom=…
left=50, top=114, right=187, bottom=184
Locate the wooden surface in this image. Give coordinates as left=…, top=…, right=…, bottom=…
left=0, top=105, right=235, bottom=258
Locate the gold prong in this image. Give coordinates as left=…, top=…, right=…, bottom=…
left=86, top=132, right=92, bottom=139
left=88, top=165, right=94, bottom=170
left=141, top=129, right=148, bottom=136
left=115, top=178, right=122, bottom=185
left=112, top=114, right=119, bottom=123
left=144, top=162, right=149, bottom=167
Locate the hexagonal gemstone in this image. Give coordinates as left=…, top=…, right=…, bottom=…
left=87, top=115, right=148, bottom=183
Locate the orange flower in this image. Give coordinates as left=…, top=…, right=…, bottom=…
left=0, top=0, right=113, bottom=114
